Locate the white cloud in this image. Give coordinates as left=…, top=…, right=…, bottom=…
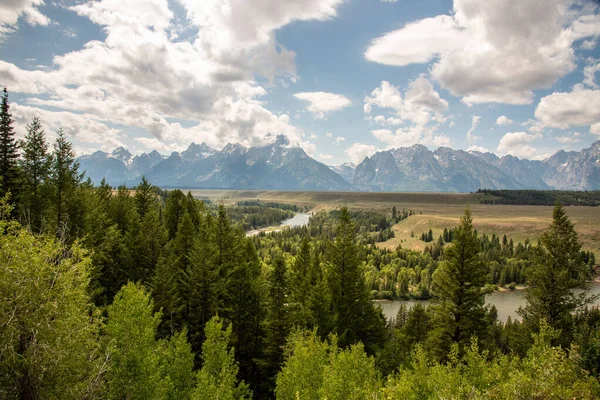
left=496, top=115, right=514, bottom=125
left=364, top=75, right=448, bottom=126
left=318, top=153, right=334, bottom=160
left=590, top=123, right=600, bottom=135
left=364, top=0, right=600, bottom=105
left=467, top=115, right=481, bottom=143
left=1, top=0, right=346, bottom=155
left=0, top=0, right=50, bottom=41
left=334, top=136, right=346, bottom=144
left=581, top=38, right=598, bottom=50
left=556, top=132, right=581, bottom=144
left=583, top=59, right=600, bottom=88
left=345, top=143, right=377, bottom=164
left=372, top=126, right=451, bottom=149
left=535, top=89, right=600, bottom=129
left=467, top=145, right=489, bottom=153
left=11, top=103, right=125, bottom=152
left=294, top=91, right=352, bottom=118
left=497, top=131, right=542, bottom=159
left=325, top=132, right=333, bottom=138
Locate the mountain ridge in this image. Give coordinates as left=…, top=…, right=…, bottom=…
left=78, top=137, right=600, bottom=192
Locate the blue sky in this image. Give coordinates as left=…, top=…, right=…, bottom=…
left=1, top=0, right=600, bottom=165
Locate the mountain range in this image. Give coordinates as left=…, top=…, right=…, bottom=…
left=78, top=136, right=600, bottom=192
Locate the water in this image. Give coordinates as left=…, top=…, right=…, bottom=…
left=378, top=282, right=600, bottom=323
left=246, top=212, right=310, bottom=236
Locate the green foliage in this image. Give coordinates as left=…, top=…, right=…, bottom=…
left=275, top=331, right=380, bottom=400
left=428, top=208, right=490, bottom=360
left=519, top=204, right=596, bottom=346
left=0, top=214, right=103, bottom=399
left=192, top=316, right=251, bottom=400
left=19, top=116, right=51, bottom=231
left=0, top=87, right=20, bottom=199
left=50, top=127, right=83, bottom=238
left=106, top=283, right=195, bottom=400
left=327, top=206, right=387, bottom=352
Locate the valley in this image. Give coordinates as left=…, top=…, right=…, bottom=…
left=190, top=189, right=600, bottom=256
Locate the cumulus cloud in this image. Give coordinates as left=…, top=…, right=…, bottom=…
left=334, top=136, right=346, bottom=144
left=0, top=0, right=50, bottom=41
left=497, top=131, right=542, bottom=159
left=496, top=115, right=514, bottom=125
left=364, top=76, right=450, bottom=148
left=364, top=0, right=600, bottom=105
left=294, top=91, right=352, bottom=118
left=1, top=0, right=346, bottom=154
left=364, top=76, right=448, bottom=126
left=467, top=115, right=481, bottom=143
left=318, top=153, right=334, bottom=161
left=345, top=143, right=377, bottom=164
left=535, top=89, right=600, bottom=130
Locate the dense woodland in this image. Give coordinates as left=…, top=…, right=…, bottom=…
left=478, top=188, right=600, bottom=206
left=1, top=87, right=600, bottom=398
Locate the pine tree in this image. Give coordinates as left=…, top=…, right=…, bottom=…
left=50, top=128, right=82, bottom=238
left=188, top=220, right=219, bottom=358
left=262, top=254, right=289, bottom=387
left=327, top=207, right=386, bottom=352
left=519, top=204, right=595, bottom=346
left=427, top=208, right=489, bottom=361
left=289, top=236, right=311, bottom=327
left=155, top=212, right=196, bottom=335
left=134, top=176, right=156, bottom=219
left=20, top=116, right=51, bottom=231
left=0, top=87, right=20, bottom=199
left=164, top=189, right=187, bottom=240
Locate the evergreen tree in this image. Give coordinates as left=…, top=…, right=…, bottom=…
left=154, top=212, right=196, bottom=335
left=289, top=236, right=311, bottom=327
left=134, top=176, right=157, bottom=219
left=20, top=116, right=51, bottom=231
left=50, top=128, right=82, bottom=238
left=428, top=208, right=489, bottom=361
left=164, top=189, right=187, bottom=240
left=188, top=219, right=219, bottom=358
left=327, top=206, right=386, bottom=352
left=0, top=87, right=20, bottom=199
left=305, top=249, right=334, bottom=338
left=262, top=254, right=290, bottom=389
left=519, top=204, right=596, bottom=346
left=225, top=239, right=265, bottom=395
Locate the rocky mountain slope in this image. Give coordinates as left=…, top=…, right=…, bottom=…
left=78, top=137, right=600, bottom=192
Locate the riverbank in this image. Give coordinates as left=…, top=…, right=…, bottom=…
left=245, top=212, right=311, bottom=237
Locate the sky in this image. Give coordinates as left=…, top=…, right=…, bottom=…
left=1, top=0, right=600, bottom=165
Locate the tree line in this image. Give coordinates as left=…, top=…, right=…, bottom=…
left=478, top=188, right=600, bottom=206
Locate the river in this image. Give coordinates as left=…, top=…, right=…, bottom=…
left=378, top=282, right=600, bottom=323
left=246, top=212, right=311, bottom=236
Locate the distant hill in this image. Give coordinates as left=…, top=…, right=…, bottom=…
left=78, top=137, right=600, bottom=192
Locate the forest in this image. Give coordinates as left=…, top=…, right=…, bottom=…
left=1, top=87, right=600, bottom=399
left=478, top=188, right=600, bottom=206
